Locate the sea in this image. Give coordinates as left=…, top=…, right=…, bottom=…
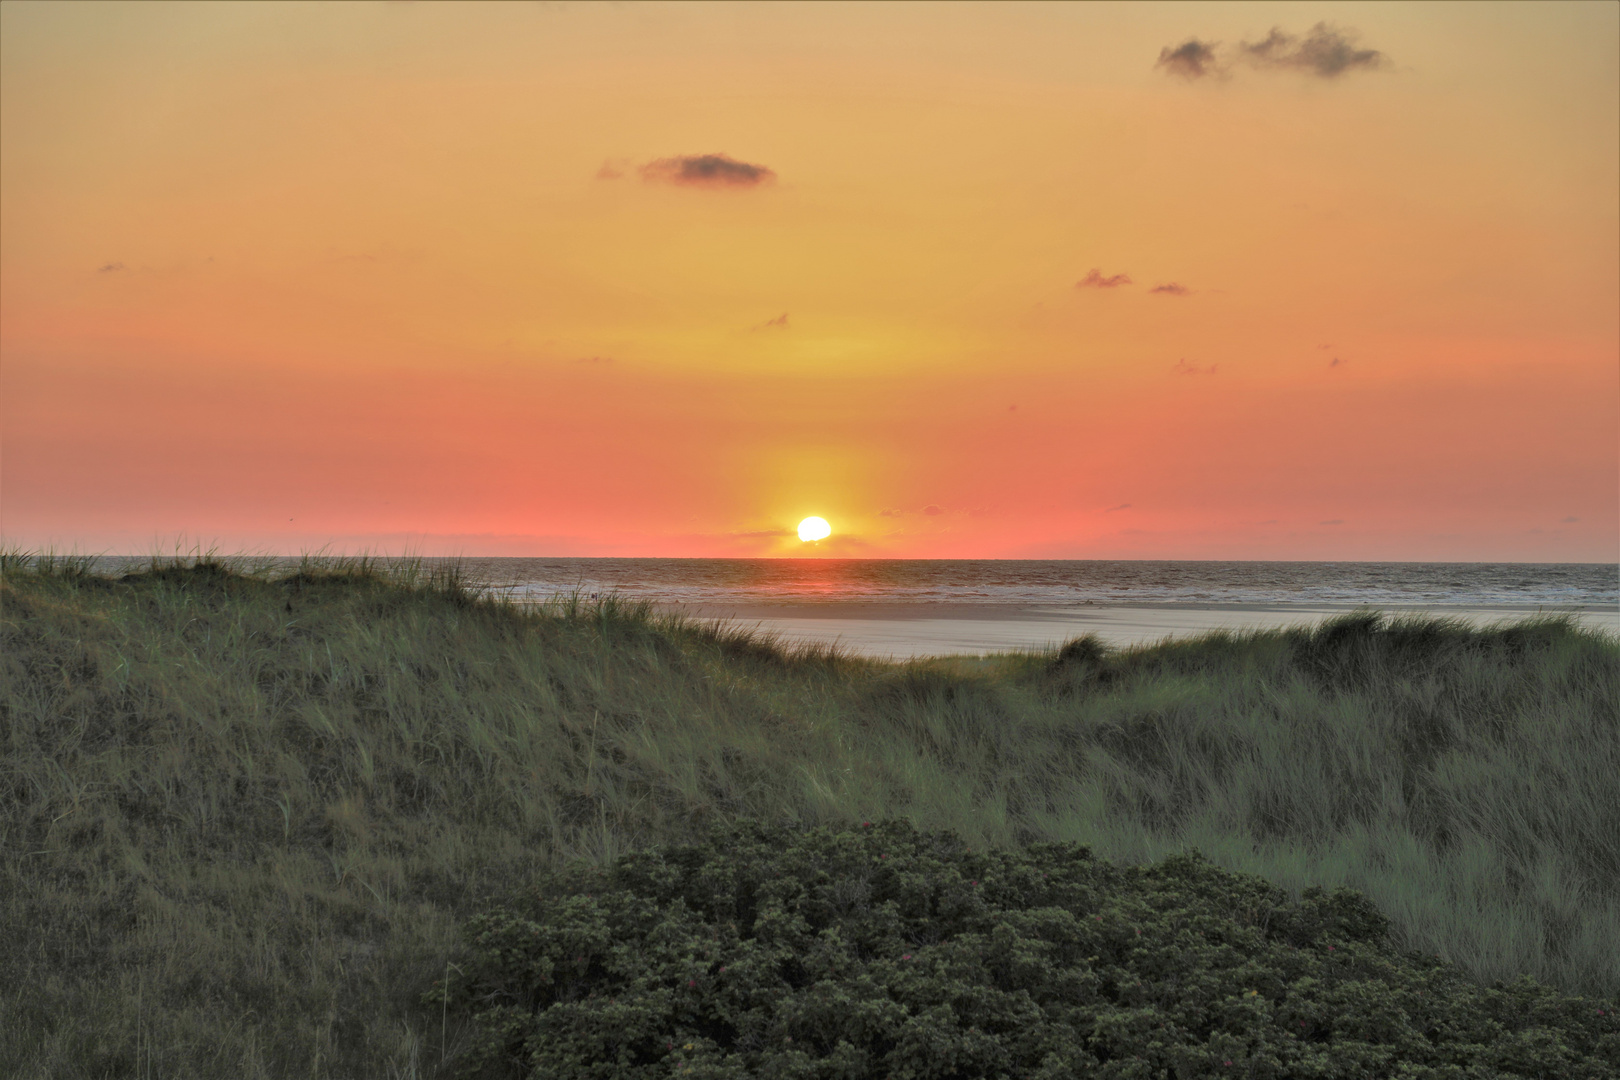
left=454, top=559, right=1619, bottom=609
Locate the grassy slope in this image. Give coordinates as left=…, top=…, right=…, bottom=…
left=2, top=557, right=1616, bottom=1077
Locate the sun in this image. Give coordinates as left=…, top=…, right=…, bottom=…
left=797, top=516, right=831, bottom=542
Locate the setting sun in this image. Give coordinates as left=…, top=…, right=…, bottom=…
left=797, top=517, right=832, bottom=543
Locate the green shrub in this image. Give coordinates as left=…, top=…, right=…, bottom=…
left=438, top=820, right=1619, bottom=1079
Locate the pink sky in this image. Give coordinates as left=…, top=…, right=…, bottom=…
left=3, top=2, right=1615, bottom=559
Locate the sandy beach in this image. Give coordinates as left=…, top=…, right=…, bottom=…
left=676, top=602, right=1620, bottom=659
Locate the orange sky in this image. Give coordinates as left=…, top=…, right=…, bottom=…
left=2, top=1, right=1616, bottom=560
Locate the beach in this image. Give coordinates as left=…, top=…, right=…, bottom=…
left=681, top=601, right=1620, bottom=659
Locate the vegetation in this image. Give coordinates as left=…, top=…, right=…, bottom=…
left=2, top=554, right=1616, bottom=1077
left=444, top=820, right=1617, bottom=1078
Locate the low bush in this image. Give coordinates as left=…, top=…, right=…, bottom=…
left=438, top=820, right=1619, bottom=1079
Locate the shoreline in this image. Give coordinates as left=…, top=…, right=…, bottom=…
left=663, top=600, right=1620, bottom=658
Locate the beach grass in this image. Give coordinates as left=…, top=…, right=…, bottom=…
left=2, top=554, right=1616, bottom=1077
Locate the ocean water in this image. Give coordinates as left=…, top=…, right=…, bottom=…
left=451, top=559, right=1620, bottom=610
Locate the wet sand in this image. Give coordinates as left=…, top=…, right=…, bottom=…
left=668, top=601, right=1620, bottom=660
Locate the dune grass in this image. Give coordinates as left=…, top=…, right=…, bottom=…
left=1, top=554, right=1616, bottom=1077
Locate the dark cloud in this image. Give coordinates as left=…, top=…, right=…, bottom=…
left=1158, top=24, right=1385, bottom=81
left=1076, top=268, right=1132, bottom=289
left=923, top=505, right=944, bottom=516
left=1151, top=282, right=1191, bottom=296
left=1156, top=39, right=1222, bottom=78
left=1172, top=359, right=1217, bottom=376
left=98, top=262, right=125, bottom=273
left=1329, top=356, right=1346, bottom=368
left=1319, top=519, right=1344, bottom=526
left=1240, top=23, right=1385, bottom=78
left=755, top=313, right=789, bottom=330
left=640, top=153, right=775, bottom=188
left=1105, top=503, right=1132, bottom=513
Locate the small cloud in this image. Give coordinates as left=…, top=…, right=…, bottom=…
left=1561, top=516, right=1579, bottom=523
left=1172, top=359, right=1217, bottom=376
left=1007, top=404, right=1017, bottom=411
left=640, top=153, right=776, bottom=188
left=1329, top=356, right=1346, bottom=368
left=923, top=505, right=944, bottom=516
left=753, top=313, right=789, bottom=330
left=1240, top=24, right=1385, bottom=78
left=1318, top=343, right=1334, bottom=349
left=1151, top=282, right=1191, bottom=296
left=1104, top=503, right=1132, bottom=513
left=595, top=158, right=630, bottom=180
left=98, top=262, right=125, bottom=273
left=577, top=355, right=613, bottom=365
left=1160, top=24, right=1386, bottom=82
left=1156, top=38, right=1223, bottom=79
left=880, top=508, right=903, bottom=518
left=1076, top=268, right=1132, bottom=289
left=733, top=528, right=794, bottom=538
left=1319, top=519, right=1344, bottom=525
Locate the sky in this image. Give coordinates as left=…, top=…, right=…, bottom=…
left=2, top=1, right=1616, bottom=561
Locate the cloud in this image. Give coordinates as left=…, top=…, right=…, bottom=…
left=1076, top=268, right=1132, bottom=289
left=1151, top=282, right=1191, bottom=296
left=576, top=355, right=613, bottom=365
left=1172, top=359, right=1217, bottom=376
left=1104, top=503, right=1132, bottom=513
left=1240, top=23, right=1385, bottom=78
left=1329, top=356, right=1346, bottom=368
left=640, top=153, right=775, bottom=188
left=1156, top=39, right=1222, bottom=79
left=732, top=528, right=794, bottom=538
left=753, top=313, right=789, bottom=330
left=1319, top=519, right=1344, bottom=525
left=98, top=262, right=125, bottom=273
left=595, top=158, right=630, bottom=180
left=923, top=505, right=944, bottom=516
left=1157, top=24, right=1386, bottom=81
left=880, top=509, right=902, bottom=518
left=1561, top=516, right=1579, bottom=523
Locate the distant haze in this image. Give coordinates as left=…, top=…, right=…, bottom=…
left=2, top=2, right=1615, bottom=560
